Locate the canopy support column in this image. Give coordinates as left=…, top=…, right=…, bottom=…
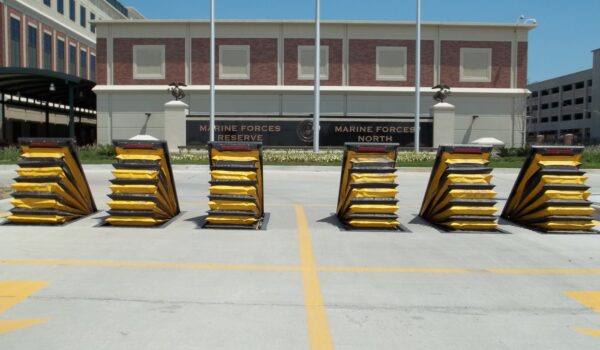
left=68, top=84, right=75, bottom=139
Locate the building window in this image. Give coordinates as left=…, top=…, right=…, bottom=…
left=69, top=0, right=75, bottom=21
left=44, top=0, right=51, bottom=7
left=589, top=96, right=592, bottom=103
left=575, top=113, right=584, bottom=120
left=80, top=49, right=87, bottom=78
left=541, top=103, right=549, bottom=110
left=57, top=39, right=65, bottom=72
left=541, top=117, right=548, bottom=123
left=588, top=80, right=593, bottom=87
left=575, top=97, right=584, bottom=105
left=298, top=45, right=329, bottom=80
left=541, top=89, right=549, bottom=96
left=27, top=25, right=38, bottom=68
left=69, top=44, right=77, bottom=75
left=218, top=45, right=251, bottom=80
left=459, top=48, right=492, bottom=82
left=10, top=17, right=21, bottom=67
left=80, top=6, right=86, bottom=28
left=551, top=116, right=558, bottom=122
left=375, top=46, right=407, bottom=81
left=551, top=101, right=559, bottom=108
left=90, top=13, right=96, bottom=33
left=531, top=91, right=538, bottom=98
left=562, top=114, right=572, bottom=121
left=133, top=45, right=166, bottom=79
left=563, top=100, right=572, bottom=107
left=90, top=54, right=96, bottom=81
left=551, top=87, right=559, bottom=94
left=57, top=0, right=64, bottom=14
left=587, top=112, right=592, bottom=119
left=532, top=105, right=538, bottom=111
left=563, top=84, right=572, bottom=92
left=43, top=32, right=52, bottom=70
left=575, top=81, right=585, bottom=89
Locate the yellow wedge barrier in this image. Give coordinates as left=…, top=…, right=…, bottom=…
left=419, top=145, right=498, bottom=231
left=205, top=142, right=265, bottom=229
left=8, top=138, right=97, bottom=224
left=336, top=143, right=401, bottom=230
left=501, top=146, right=597, bottom=233
left=105, top=140, right=180, bottom=227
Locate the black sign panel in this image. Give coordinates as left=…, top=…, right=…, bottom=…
left=186, top=118, right=432, bottom=147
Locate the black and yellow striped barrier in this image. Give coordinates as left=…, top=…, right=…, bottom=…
left=8, top=138, right=97, bottom=225
left=105, top=140, right=180, bottom=227
left=419, top=145, right=498, bottom=231
left=205, top=142, right=265, bottom=229
left=501, top=146, right=597, bottom=233
left=336, top=143, right=401, bottom=230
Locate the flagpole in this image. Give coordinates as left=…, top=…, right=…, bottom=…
left=313, top=0, right=321, bottom=153
left=414, top=0, right=421, bottom=152
left=209, top=0, right=216, bottom=142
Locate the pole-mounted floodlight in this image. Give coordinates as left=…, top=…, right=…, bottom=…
left=209, top=0, right=216, bottom=142
left=414, top=0, right=421, bottom=152
left=313, top=0, right=321, bottom=153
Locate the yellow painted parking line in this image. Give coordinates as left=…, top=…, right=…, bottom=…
left=576, top=329, right=600, bottom=338
left=319, top=267, right=600, bottom=275
left=319, top=267, right=470, bottom=273
left=566, top=291, right=600, bottom=313
left=0, top=259, right=300, bottom=272
left=3, top=259, right=600, bottom=275
left=0, top=281, right=48, bottom=334
left=295, top=205, right=334, bottom=350
left=0, top=319, right=48, bottom=334
left=566, top=291, right=600, bottom=339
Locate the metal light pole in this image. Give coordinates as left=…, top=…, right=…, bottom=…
left=313, top=0, right=321, bottom=153
left=209, top=0, right=216, bottom=142
left=414, top=0, right=421, bottom=152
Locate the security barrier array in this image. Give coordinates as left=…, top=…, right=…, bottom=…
left=105, top=140, right=180, bottom=227
left=205, top=142, right=265, bottom=229
left=419, top=145, right=498, bottom=231
left=8, top=138, right=97, bottom=224
left=502, top=146, right=597, bottom=233
left=336, top=143, right=401, bottom=230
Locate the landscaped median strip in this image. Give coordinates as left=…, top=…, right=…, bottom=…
left=2, top=259, right=600, bottom=275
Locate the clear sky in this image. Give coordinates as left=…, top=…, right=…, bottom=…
left=123, top=0, right=600, bottom=83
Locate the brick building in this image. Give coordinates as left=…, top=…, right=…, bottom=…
left=0, top=0, right=142, bottom=144
left=94, top=20, right=535, bottom=148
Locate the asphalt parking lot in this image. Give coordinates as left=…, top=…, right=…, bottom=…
left=1, top=164, right=600, bottom=349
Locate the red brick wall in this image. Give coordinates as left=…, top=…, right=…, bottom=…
left=0, top=3, right=4, bottom=67
left=113, top=38, right=185, bottom=85
left=440, top=41, right=511, bottom=88
left=7, top=7, right=23, bottom=67
left=517, top=42, right=528, bottom=88
left=192, top=38, right=277, bottom=85
left=95, top=39, right=107, bottom=84
left=349, top=39, right=434, bottom=87
left=284, top=39, right=342, bottom=86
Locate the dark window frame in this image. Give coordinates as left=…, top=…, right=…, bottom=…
left=10, top=17, right=21, bottom=67
left=43, top=32, right=52, bottom=70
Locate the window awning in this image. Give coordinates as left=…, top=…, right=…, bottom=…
left=0, top=67, right=96, bottom=110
